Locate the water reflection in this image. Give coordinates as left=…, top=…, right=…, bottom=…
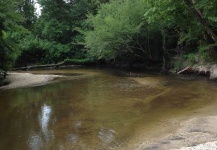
left=40, top=104, right=52, bottom=135
left=28, top=104, right=53, bottom=150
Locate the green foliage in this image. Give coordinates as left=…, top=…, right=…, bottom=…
left=184, top=53, right=196, bottom=65
left=16, top=34, right=74, bottom=66
left=173, top=53, right=196, bottom=72
left=188, top=53, right=196, bottom=64
left=85, top=0, right=217, bottom=68
left=63, top=58, right=95, bottom=65
left=0, top=39, right=17, bottom=70
left=1, top=0, right=217, bottom=70
left=1, top=0, right=109, bottom=69
left=0, top=0, right=25, bottom=70
left=85, top=0, right=149, bottom=60
left=198, top=44, right=214, bottom=63
left=18, top=0, right=37, bottom=30
left=16, top=35, right=48, bottom=66
left=174, top=57, right=184, bottom=72
left=15, top=0, right=105, bottom=66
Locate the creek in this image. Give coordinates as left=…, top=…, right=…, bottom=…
left=0, top=68, right=217, bottom=150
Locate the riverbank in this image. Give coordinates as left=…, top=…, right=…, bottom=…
left=136, top=115, right=217, bottom=150
left=0, top=72, right=64, bottom=89
left=178, top=64, right=217, bottom=80
left=127, top=75, right=217, bottom=149
left=192, top=64, right=217, bottom=80
left=133, top=95, right=217, bottom=150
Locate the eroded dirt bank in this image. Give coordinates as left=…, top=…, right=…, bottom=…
left=181, top=64, right=217, bottom=80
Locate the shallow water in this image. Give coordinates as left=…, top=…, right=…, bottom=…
left=0, top=68, right=217, bottom=150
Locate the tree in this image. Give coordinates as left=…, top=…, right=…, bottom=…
left=85, top=0, right=148, bottom=60
left=183, top=0, right=217, bottom=43
left=85, top=0, right=179, bottom=65
left=85, top=0, right=217, bottom=68
left=0, top=0, right=25, bottom=70
left=18, top=0, right=37, bottom=31
left=26, top=0, right=108, bottom=64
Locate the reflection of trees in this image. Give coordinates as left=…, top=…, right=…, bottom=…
left=28, top=104, right=53, bottom=150
left=39, top=104, right=52, bottom=141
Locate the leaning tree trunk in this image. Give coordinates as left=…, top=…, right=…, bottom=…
left=183, top=0, right=217, bottom=44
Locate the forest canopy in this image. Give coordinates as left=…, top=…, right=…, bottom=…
left=0, top=0, right=217, bottom=71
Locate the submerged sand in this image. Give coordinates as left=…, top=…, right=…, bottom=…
left=0, top=72, right=64, bottom=89
left=130, top=76, right=217, bottom=150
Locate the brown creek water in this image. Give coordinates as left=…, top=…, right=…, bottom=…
left=0, top=68, right=217, bottom=150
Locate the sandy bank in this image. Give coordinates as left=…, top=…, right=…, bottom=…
left=0, top=72, right=64, bottom=89
left=175, top=141, right=217, bottom=150
left=136, top=116, right=217, bottom=150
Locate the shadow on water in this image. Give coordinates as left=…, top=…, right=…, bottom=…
left=0, top=68, right=217, bottom=150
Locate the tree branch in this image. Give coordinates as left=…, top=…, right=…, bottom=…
left=183, top=0, right=217, bottom=43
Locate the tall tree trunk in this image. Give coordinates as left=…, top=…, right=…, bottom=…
left=183, top=0, right=217, bottom=43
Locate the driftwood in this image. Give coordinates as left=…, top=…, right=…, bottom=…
left=177, top=66, right=192, bottom=74
left=13, top=62, right=66, bottom=71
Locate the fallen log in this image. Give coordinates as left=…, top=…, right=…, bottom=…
left=13, top=62, right=65, bottom=71
left=177, top=66, right=192, bottom=74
